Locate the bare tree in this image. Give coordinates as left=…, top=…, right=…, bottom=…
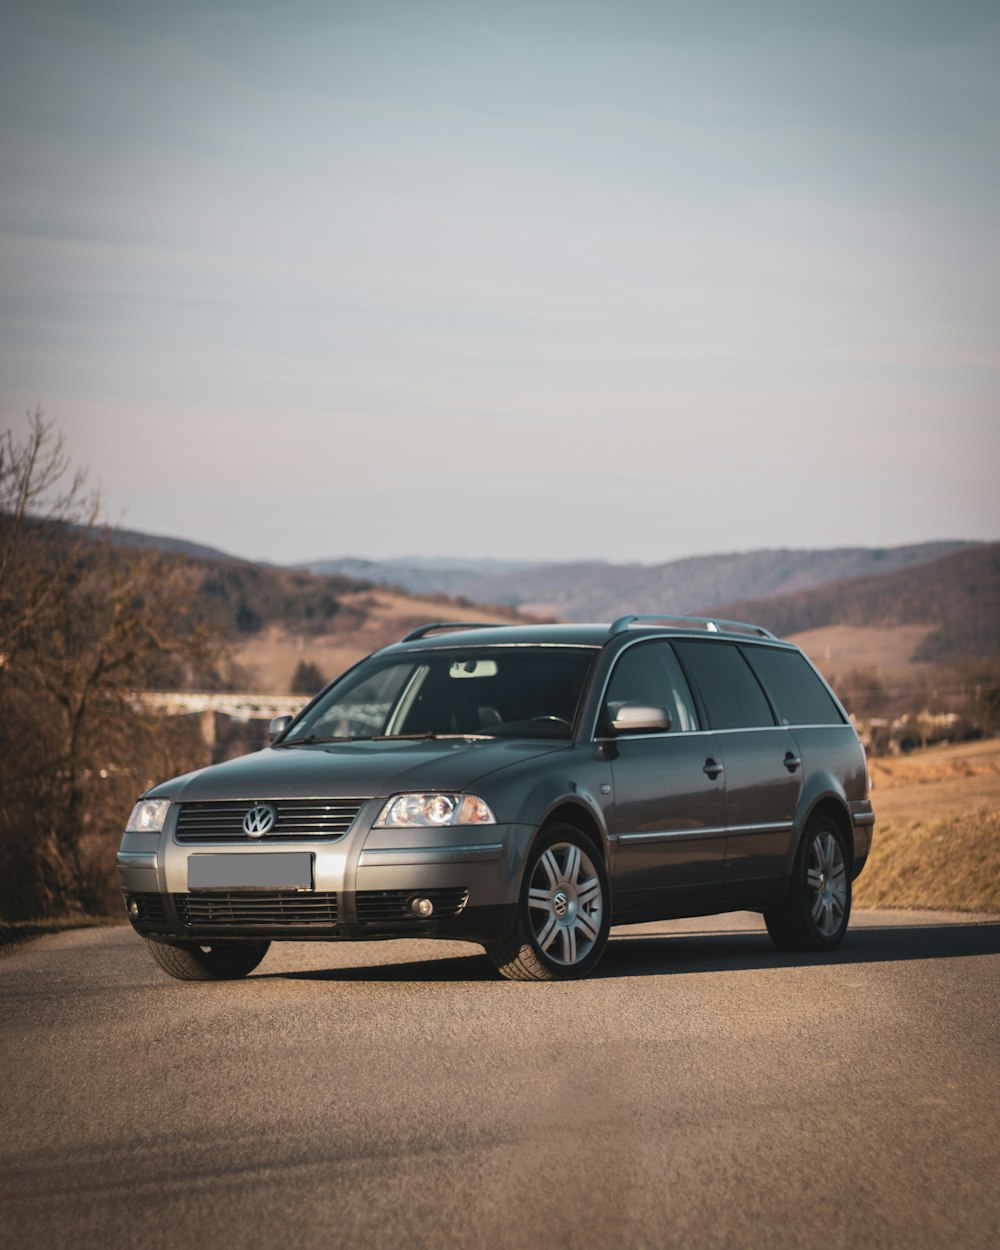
left=0, top=410, right=98, bottom=668
left=0, top=412, right=222, bottom=919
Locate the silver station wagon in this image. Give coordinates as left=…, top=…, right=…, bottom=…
left=118, top=616, right=875, bottom=981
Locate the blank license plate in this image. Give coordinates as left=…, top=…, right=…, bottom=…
left=188, top=853, right=314, bottom=891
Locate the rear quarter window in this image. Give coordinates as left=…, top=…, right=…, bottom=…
left=741, top=646, right=845, bottom=726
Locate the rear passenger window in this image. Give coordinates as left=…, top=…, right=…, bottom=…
left=741, top=646, right=845, bottom=726
left=672, top=640, right=775, bottom=730
left=604, top=640, right=699, bottom=732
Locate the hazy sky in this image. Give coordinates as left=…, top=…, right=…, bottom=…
left=2, top=0, right=998, bottom=565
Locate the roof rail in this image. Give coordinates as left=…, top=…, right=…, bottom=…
left=609, top=614, right=777, bottom=640
left=399, top=621, right=507, bottom=644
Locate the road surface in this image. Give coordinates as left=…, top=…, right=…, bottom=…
left=2, top=912, right=998, bottom=1250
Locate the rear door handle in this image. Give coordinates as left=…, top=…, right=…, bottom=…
left=703, top=758, right=724, bottom=779
left=784, top=752, right=802, bottom=772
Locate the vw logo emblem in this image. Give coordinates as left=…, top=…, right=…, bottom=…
left=553, top=890, right=569, bottom=918
left=243, top=804, right=276, bottom=838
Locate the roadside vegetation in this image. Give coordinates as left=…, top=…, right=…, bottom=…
left=854, top=740, right=1000, bottom=914
left=854, top=809, right=1000, bottom=913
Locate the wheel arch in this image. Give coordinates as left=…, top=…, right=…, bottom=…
left=485, top=801, right=613, bottom=980
left=800, top=796, right=854, bottom=876
left=538, top=799, right=607, bottom=862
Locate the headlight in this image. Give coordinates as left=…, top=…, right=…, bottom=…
left=125, top=799, right=171, bottom=833
left=374, top=793, right=497, bottom=828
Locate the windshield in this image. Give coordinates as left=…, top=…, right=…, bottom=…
left=280, top=647, right=596, bottom=743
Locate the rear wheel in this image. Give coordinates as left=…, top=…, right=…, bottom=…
left=765, top=815, right=851, bottom=952
left=486, top=825, right=610, bottom=981
left=145, top=938, right=270, bottom=981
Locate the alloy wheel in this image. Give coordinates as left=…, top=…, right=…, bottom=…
left=526, top=840, right=604, bottom=966
left=807, top=830, right=848, bottom=938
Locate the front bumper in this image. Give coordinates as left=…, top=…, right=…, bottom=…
left=117, top=805, right=529, bottom=945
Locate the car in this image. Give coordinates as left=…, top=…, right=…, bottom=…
left=118, top=615, right=875, bottom=982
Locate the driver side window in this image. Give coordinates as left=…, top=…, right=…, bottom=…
left=605, top=641, right=699, bottom=733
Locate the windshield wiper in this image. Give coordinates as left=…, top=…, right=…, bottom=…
left=278, top=731, right=497, bottom=747
left=277, top=734, right=366, bottom=747
left=370, top=732, right=496, bottom=741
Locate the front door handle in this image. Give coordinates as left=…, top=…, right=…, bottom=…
left=784, top=752, right=802, bottom=772
left=703, top=758, right=724, bottom=779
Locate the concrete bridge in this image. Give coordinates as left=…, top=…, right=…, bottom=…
left=137, top=692, right=308, bottom=760
left=138, top=691, right=306, bottom=720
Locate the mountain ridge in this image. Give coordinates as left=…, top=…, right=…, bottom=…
left=301, top=541, right=981, bottom=620
left=93, top=524, right=996, bottom=686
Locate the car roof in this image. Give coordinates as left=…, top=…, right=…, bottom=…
left=385, top=623, right=611, bottom=651
left=380, top=616, right=790, bottom=655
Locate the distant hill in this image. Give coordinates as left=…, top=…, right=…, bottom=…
left=91, top=524, right=243, bottom=564
left=299, top=555, right=546, bottom=597
left=95, top=523, right=996, bottom=683
left=386, top=541, right=980, bottom=621
left=95, top=528, right=537, bottom=692
left=712, top=543, right=1000, bottom=665
left=120, top=530, right=981, bottom=623
left=174, top=559, right=375, bottom=641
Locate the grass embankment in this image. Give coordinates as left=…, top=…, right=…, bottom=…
left=856, top=739, right=1000, bottom=913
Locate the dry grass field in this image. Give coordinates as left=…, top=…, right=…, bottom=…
left=232, top=590, right=532, bottom=691
left=857, top=738, right=1000, bottom=913
left=788, top=623, right=935, bottom=678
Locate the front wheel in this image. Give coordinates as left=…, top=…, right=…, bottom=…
left=765, top=816, right=851, bottom=952
left=145, top=938, right=270, bottom=981
left=486, top=825, right=611, bottom=981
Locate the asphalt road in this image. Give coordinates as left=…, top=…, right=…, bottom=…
left=2, top=912, right=998, bottom=1250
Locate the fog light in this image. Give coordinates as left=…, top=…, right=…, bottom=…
left=410, top=896, right=434, bottom=918
left=128, top=900, right=140, bottom=917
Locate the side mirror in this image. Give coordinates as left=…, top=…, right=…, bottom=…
left=607, top=703, right=672, bottom=734
left=268, top=715, right=293, bottom=741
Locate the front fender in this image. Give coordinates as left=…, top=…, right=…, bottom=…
left=482, top=745, right=615, bottom=864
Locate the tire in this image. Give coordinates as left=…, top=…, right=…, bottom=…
left=765, top=815, right=851, bottom=952
left=145, top=938, right=270, bottom=981
left=485, top=825, right=611, bottom=981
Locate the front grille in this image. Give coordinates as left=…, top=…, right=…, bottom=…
left=356, top=888, right=469, bottom=925
left=124, top=892, right=167, bottom=927
left=175, top=800, right=365, bottom=842
left=175, top=891, right=339, bottom=928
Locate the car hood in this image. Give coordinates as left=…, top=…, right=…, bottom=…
left=150, top=737, right=568, bottom=802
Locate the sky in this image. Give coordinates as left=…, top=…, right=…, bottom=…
left=1, top=0, right=998, bottom=567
